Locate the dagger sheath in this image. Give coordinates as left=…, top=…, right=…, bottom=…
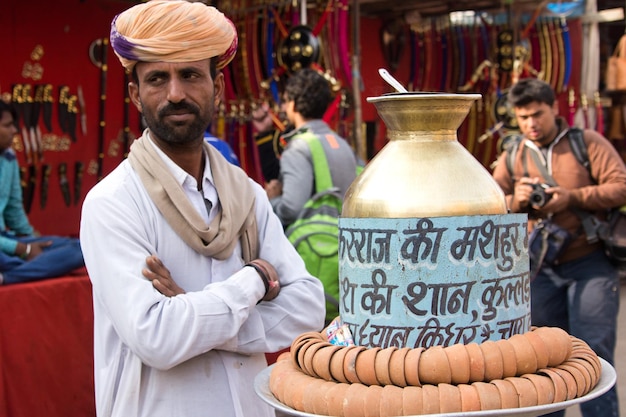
left=40, top=164, right=51, bottom=209
left=74, top=161, right=84, bottom=205
left=58, top=162, right=71, bottom=207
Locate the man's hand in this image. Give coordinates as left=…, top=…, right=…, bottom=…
left=512, top=177, right=537, bottom=208
left=246, top=259, right=280, bottom=302
left=21, top=240, right=53, bottom=261
left=264, top=179, right=283, bottom=199
left=251, top=102, right=273, bottom=133
left=539, top=186, right=571, bottom=215
left=143, top=255, right=185, bottom=297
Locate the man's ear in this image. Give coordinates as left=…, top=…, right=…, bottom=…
left=551, top=100, right=560, bottom=116
left=128, top=82, right=142, bottom=113
left=213, top=71, right=225, bottom=107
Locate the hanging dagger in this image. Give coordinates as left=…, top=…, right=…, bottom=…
left=11, top=84, right=23, bottom=129
left=77, top=85, right=87, bottom=137
left=33, top=84, right=44, bottom=129
left=42, top=84, right=54, bottom=132
left=19, top=166, right=27, bottom=208
left=21, top=84, right=38, bottom=165
left=58, top=85, right=70, bottom=134
left=40, top=164, right=51, bottom=209
left=24, top=165, right=37, bottom=214
left=74, top=161, right=84, bottom=206
left=58, top=162, right=71, bottom=207
left=66, top=94, right=78, bottom=142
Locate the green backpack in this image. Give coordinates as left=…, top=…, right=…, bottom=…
left=285, top=133, right=343, bottom=324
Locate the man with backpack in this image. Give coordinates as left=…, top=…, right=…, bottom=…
left=265, top=69, right=358, bottom=323
left=492, top=78, right=626, bottom=417
left=264, top=68, right=357, bottom=227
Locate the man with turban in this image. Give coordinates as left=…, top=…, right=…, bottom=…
left=80, top=2, right=325, bottom=416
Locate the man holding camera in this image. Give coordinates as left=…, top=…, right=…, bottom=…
left=492, top=78, right=626, bottom=417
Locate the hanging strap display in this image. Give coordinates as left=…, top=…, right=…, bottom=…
left=558, top=17, right=572, bottom=92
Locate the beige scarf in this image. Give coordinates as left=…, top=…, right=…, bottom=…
left=128, top=132, right=258, bottom=262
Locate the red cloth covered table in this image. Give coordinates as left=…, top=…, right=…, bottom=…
left=0, top=271, right=95, bottom=417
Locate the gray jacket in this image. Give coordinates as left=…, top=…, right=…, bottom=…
left=270, top=120, right=357, bottom=227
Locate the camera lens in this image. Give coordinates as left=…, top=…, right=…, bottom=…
left=530, top=191, right=545, bottom=206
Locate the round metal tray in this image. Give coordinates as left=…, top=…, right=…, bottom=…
left=254, top=358, right=616, bottom=417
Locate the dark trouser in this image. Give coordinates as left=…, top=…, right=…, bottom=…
left=1, top=235, right=84, bottom=285
left=532, top=250, right=620, bottom=417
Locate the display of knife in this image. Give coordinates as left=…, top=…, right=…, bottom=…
left=58, top=85, right=69, bottom=134
left=19, top=166, right=27, bottom=205
left=33, top=84, right=44, bottom=129
left=73, top=161, right=84, bottom=206
left=24, top=165, right=37, bottom=214
left=21, top=84, right=33, bottom=130
left=77, top=85, right=87, bottom=137
left=67, top=94, right=78, bottom=142
left=11, top=84, right=23, bottom=129
left=40, top=164, right=51, bottom=209
left=58, top=162, right=71, bottom=207
left=42, top=84, right=54, bottom=132
left=21, top=126, right=32, bottom=165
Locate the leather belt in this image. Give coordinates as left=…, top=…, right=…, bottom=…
left=548, top=19, right=560, bottom=91
left=237, top=17, right=253, bottom=99
left=560, top=17, right=572, bottom=92
left=264, top=7, right=281, bottom=103
left=552, top=19, right=564, bottom=91
left=541, top=21, right=553, bottom=87
left=250, top=7, right=264, bottom=100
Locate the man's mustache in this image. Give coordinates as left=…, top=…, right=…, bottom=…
left=159, top=102, right=199, bottom=117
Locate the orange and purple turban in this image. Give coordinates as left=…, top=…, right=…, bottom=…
left=110, top=0, right=238, bottom=73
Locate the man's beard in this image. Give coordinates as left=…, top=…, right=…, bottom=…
left=143, top=101, right=212, bottom=145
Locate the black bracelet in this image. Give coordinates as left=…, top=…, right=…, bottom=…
left=245, top=262, right=270, bottom=294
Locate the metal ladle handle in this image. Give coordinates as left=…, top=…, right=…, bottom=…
left=378, top=68, right=408, bottom=93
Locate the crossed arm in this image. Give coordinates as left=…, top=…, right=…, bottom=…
left=142, top=254, right=280, bottom=302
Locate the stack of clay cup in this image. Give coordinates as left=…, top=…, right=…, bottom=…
left=269, top=326, right=601, bottom=416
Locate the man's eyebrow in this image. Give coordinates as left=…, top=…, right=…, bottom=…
left=518, top=110, right=542, bottom=118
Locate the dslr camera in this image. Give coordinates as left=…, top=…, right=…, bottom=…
left=529, top=183, right=551, bottom=207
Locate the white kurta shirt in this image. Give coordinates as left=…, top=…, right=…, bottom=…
left=80, top=136, right=325, bottom=417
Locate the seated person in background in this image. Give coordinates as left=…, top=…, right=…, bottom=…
left=0, top=101, right=84, bottom=285
left=264, top=68, right=358, bottom=227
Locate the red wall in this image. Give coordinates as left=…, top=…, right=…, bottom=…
left=6, top=2, right=577, bottom=237
left=0, top=0, right=141, bottom=237
left=1, top=0, right=398, bottom=237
